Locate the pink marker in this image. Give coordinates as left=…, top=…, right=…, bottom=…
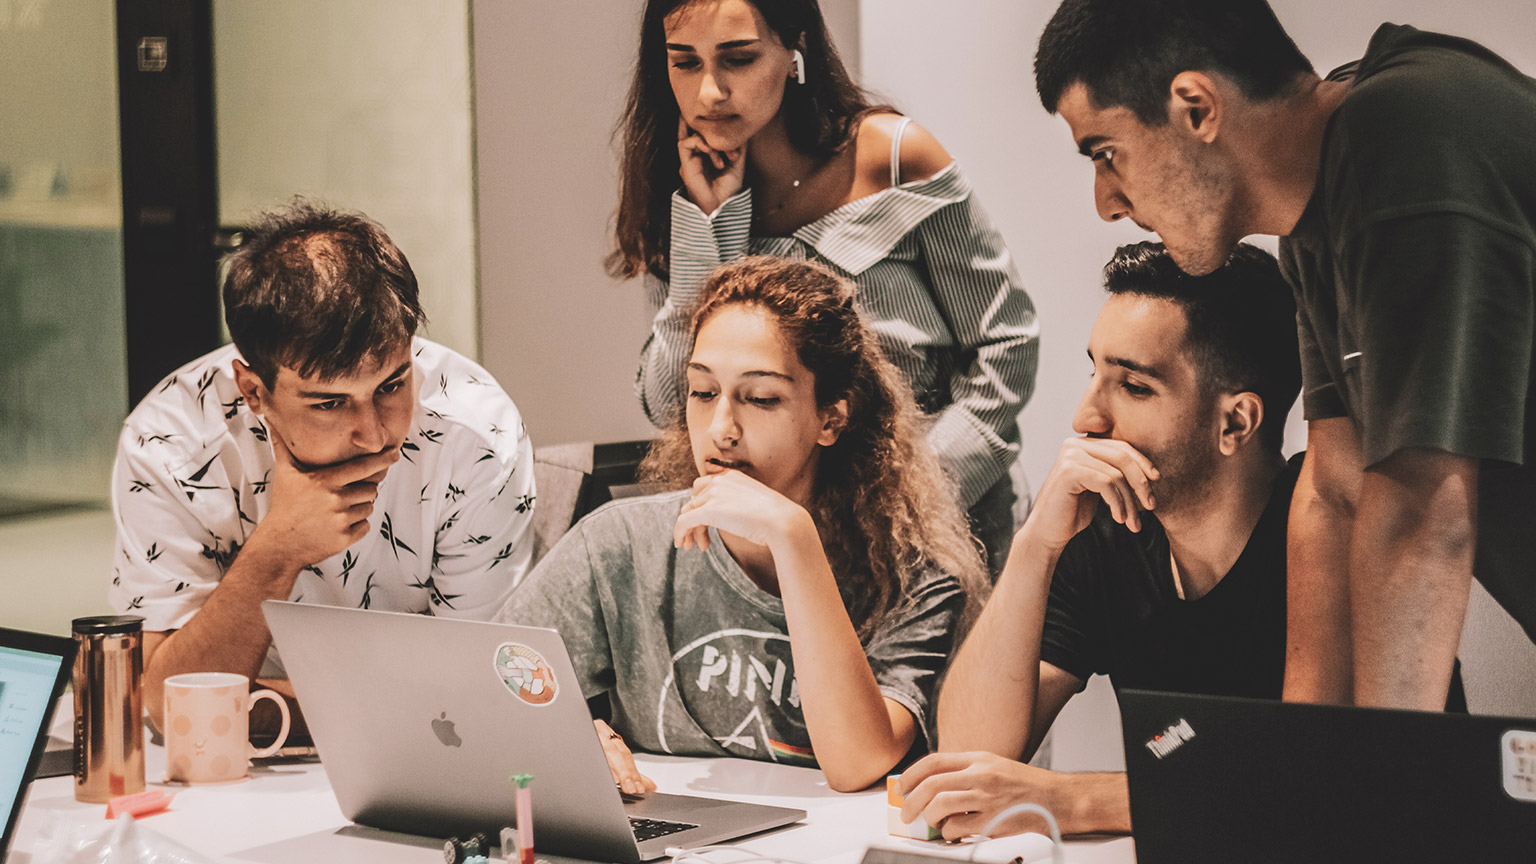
left=510, top=772, right=534, bottom=864
left=105, top=789, right=175, bottom=819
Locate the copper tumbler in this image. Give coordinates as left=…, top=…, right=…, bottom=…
left=72, top=615, right=145, bottom=802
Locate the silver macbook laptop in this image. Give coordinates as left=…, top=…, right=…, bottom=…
left=263, top=601, right=805, bottom=862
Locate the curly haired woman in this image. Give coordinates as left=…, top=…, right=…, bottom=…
left=499, top=257, right=986, bottom=792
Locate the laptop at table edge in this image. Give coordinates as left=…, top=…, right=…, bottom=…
left=1117, top=687, right=1536, bottom=864
left=1, top=627, right=78, bottom=862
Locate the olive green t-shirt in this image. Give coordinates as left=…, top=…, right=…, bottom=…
left=1279, top=24, right=1536, bottom=642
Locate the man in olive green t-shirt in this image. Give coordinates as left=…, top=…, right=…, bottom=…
left=1033, top=0, right=1535, bottom=711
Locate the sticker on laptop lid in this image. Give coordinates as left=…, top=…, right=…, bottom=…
left=493, top=642, right=558, bottom=706
left=1503, top=729, right=1536, bottom=803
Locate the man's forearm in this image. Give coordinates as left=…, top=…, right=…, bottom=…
left=1284, top=471, right=1355, bottom=704
left=938, top=532, right=1057, bottom=756
left=143, top=533, right=303, bottom=729
left=1350, top=452, right=1477, bottom=710
left=1052, top=771, right=1131, bottom=836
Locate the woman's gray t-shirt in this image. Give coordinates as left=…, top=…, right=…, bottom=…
left=496, top=491, right=964, bottom=767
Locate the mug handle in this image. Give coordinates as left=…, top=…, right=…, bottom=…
left=248, top=689, right=292, bottom=758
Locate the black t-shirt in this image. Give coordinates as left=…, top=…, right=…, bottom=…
left=1040, top=456, right=1301, bottom=700
left=1279, top=24, right=1536, bottom=644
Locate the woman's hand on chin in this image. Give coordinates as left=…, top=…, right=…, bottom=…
left=673, top=469, right=811, bottom=552
left=678, top=117, right=746, bottom=215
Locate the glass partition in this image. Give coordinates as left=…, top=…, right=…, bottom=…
left=0, top=0, right=127, bottom=515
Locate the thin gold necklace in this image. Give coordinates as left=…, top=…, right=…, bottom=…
left=766, top=177, right=802, bottom=214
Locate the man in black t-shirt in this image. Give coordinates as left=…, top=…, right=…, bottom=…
left=1032, top=0, right=1535, bottom=713
left=898, top=242, right=1305, bottom=837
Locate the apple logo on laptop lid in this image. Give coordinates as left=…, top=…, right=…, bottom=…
left=432, top=712, right=463, bottom=748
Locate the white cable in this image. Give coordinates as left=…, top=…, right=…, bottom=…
left=676, top=845, right=777, bottom=854
left=968, top=803, right=1065, bottom=864
left=666, top=844, right=814, bottom=864
left=669, top=855, right=807, bottom=864
left=669, top=803, right=1063, bottom=864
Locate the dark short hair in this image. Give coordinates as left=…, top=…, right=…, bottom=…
left=1035, top=0, right=1313, bottom=125
left=1103, top=241, right=1300, bottom=452
left=222, top=199, right=425, bottom=388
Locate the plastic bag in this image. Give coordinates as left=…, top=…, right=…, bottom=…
left=32, top=813, right=218, bottom=864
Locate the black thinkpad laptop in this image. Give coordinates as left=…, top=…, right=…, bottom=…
left=1119, top=689, right=1536, bottom=863
left=0, top=627, right=77, bottom=861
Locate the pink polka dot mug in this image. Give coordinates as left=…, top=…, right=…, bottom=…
left=162, top=672, right=291, bottom=785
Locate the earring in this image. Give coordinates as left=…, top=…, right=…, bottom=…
left=791, top=49, right=806, bottom=85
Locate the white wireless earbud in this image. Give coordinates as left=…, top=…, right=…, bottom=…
left=792, top=49, right=806, bottom=85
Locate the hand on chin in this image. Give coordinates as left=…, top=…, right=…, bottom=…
left=675, top=467, right=799, bottom=551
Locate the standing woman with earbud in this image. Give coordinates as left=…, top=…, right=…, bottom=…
left=612, top=0, right=1040, bottom=576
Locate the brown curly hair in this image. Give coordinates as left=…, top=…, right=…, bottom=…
left=639, top=256, right=988, bottom=639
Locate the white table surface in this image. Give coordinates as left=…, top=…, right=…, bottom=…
left=11, top=730, right=1135, bottom=864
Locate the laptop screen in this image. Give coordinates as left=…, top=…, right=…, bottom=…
left=0, top=637, right=74, bottom=855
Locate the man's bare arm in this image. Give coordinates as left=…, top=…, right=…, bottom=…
left=938, top=535, right=1058, bottom=756
left=920, top=433, right=1159, bottom=838
left=1049, top=771, right=1130, bottom=836
left=900, top=750, right=1130, bottom=838
left=1024, top=663, right=1087, bottom=761
left=143, top=433, right=396, bottom=730
left=142, top=538, right=304, bottom=731
left=1283, top=417, right=1362, bottom=705
left=1351, top=447, right=1477, bottom=710
left=940, top=437, right=1156, bottom=755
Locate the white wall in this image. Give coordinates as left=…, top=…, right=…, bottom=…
left=857, top=0, right=1536, bottom=769
left=472, top=0, right=653, bottom=448
left=215, top=0, right=480, bottom=356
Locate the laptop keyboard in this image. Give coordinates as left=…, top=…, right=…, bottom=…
left=630, top=817, right=698, bottom=842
